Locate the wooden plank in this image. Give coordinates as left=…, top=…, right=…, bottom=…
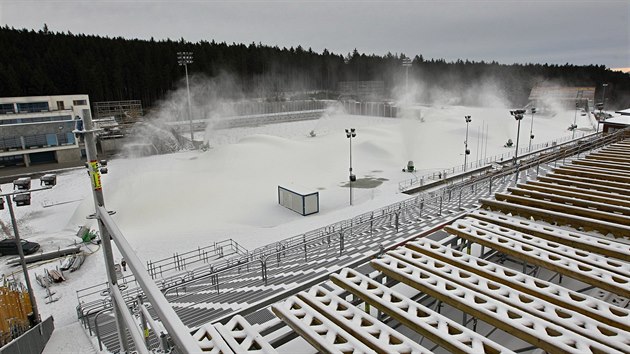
left=467, top=209, right=630, bottom=260
left=297, top=287, right=434, bottom=354
left=573, top=159, right=630, bottom=171
left=371, top=256, right=625, bottom=354
left=518, top=182, right=630, bottom=206
left=462, top=216, right=630, bottom=276
left=406, top=238, right=630, bottom=332
left=585, top=154, right=630, bottom=164
left=541, top=174, right=630, bottom=194
left=479, top=197, right=630, bottom=237
left=329, top=269, right=514, bottom=354
left=563, top=164, right=630, bottom=177
left=384, top=249, right=630, bottom=353
left=536, top=176, right=630, bottom=197
left=494, top=192, right=630, bottom=225
left=444, top=221, right=630, bottom=298
left=192, top=324, right=235, bottom=354
left=506, top=186, right=630, bottom=216
left=554, top=167, right=630, bottom=184
left=214, top=315, right=279, bottom=354
left=272, top=298, right=374, bottom=354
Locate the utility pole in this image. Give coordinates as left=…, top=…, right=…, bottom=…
left=178, top=51, right=194, bottom=148
left=464, top=116, right=472, bottom=171
left=77, top=112, right=129, bottom=352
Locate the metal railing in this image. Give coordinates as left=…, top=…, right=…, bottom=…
left=76, top=127, right=629, bottom=342
left=398, top=131, right=589, bottom=191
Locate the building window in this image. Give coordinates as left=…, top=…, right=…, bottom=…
left=0, top=115, right=72, bottom=125
left=0, top=103, right=14, bottom=114
left=57, top=101, right=65, bottom=110
left=0, top=137, right=22, bottom=150
left=17, top=102, right=49, bottom=113
left=73, top=100, right=87, bottom=106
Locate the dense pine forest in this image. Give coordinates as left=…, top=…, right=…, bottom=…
left=1, top=25, right=629, bottom=110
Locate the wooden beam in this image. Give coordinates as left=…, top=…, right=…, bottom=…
left=462, top=216, right=630, bottom=276
left=329, top=269, right=511, bottom=354
left=542, top=173, right=630, bottom=194
left=494, top=192, right=630, bottom=226
left=518, top=182, right=630, bottom=206
left=585, top=153, right=630, bottom=164
left=297, top=287, right=434, bottom=354
left=467, top=209, right=630, bottom=260
left=529, top=175, right=630, bottom=198
left=554, top=167, right=630, bottom=184
left=371, top=255, right=625, bottom=354
left=406, top=238, right=630, bottom=332
left=560, top=164, right=630, bottom=178
left=573, top=159, right=630, bottom=171
left=444, top=221, right=630, bottom=298
left=506, top=186, right=630, bottom=216
left=385, top=249, right=630, bottom=352
left=479, top=198, right=630, bottom=237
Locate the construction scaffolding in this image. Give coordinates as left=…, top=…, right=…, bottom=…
left=0, top=279, right=32, bottom=347
left=93, top=100, right=143, bottom=126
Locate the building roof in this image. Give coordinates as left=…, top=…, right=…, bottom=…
left=604, top=115, right=630, bottom=126
left=529, top=85, right=596, bottom=101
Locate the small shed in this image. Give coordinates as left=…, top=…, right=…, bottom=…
left=602, top=115, right=630, bottom=133
left=278, top=185, right=319, bottom=216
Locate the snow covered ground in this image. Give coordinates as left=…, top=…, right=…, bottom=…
left=0, top=104, right=594, bottom=341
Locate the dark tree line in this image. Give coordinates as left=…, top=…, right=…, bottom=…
left=1, top=25, right=629, bottom=110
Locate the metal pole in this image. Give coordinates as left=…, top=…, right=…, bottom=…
left=515, top=117, right=522, bottom=163
left=185, top=63, right=194, bottom=147
left=6, top=195, right=40, bottom=324
left=464, top=119, right=469, bottom=171
left=81, top=111, right=129, bottom=352
left=349, top=133, right=353, bottom=206
left=528, top=109, right=535, bottom=152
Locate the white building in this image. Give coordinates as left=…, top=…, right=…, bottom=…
left=0, top=94, right=90, bottom=168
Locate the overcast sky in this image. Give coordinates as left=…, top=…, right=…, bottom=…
left=1, top=0, right=628, bottom=69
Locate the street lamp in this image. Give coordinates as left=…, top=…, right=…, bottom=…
left=528, top=107, right=536, bottom=152
left=464, top=116, right=471, bottom=171
left=177, top=51, right=194, bottom=148
left=345, top=128, right=356, bottom=206
left=402, top=57, right=412, bottom=97
left=510, top=110, right=526, bottom=163
left=571, top=101, right=579, bottom=139
left=1, top=176, right=56, bottom=326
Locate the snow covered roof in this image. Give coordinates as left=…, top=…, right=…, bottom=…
left=605, top=114, right=630, bottom=126
left=615, top=108, right=630, bottom=115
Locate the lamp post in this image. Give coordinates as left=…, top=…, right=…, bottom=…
left=402, top=57, right=412, bottom=97
left=596, top=102, right=604, bottom=133
left=528, top=107, right=536, bottom=152
left=464, top=115, right=471, bottom=171
left=510, top=110, right=525, bottom=164
left=601, top=83, right=608, bottom=110
left=1, top=180, right=56, bottom=325
left=571, top=101, right=579, bottom=139
left=345, top=128, right=356, bottom=206
left=177, top=51, right=194, bottom=148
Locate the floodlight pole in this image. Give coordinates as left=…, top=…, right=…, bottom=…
left=511, top=110, right=525, bottom=164
left=402, top=57, right=412, bottom=102
left=573, top=101, right=578, bottom=140
left=346, top=128, right=356, bottom=206
left=464, top=116, right=471, bottom=171
left=79, top=112, right=130, bottom=352
left=528, top=107, right=536, bottom=152
left=4, top=194, right=39, bottom=324
left=601, top=83, right=608, bottom=110
left=178, top=51, right=194, bottom=148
